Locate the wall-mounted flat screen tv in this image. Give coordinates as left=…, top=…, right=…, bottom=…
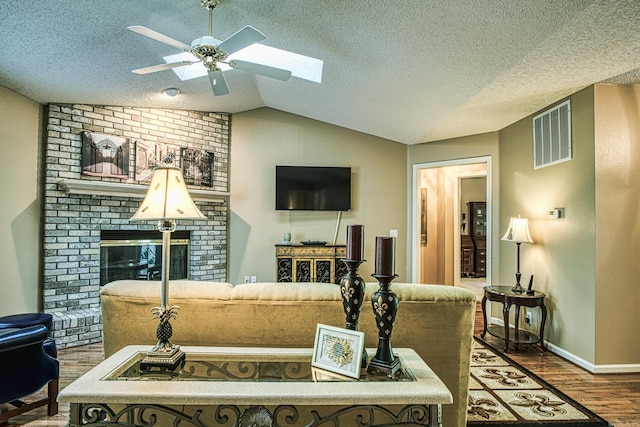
left=275, top=166, right=351, bottom=211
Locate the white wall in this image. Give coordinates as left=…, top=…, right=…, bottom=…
left=0, top=87, right=42, bottom=314
left=230, top=108, right=407, bottom=285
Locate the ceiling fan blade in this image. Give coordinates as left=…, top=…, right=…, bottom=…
left=218, top=26, right=265, bottom=55
left=127, top=26, right=191, bottom=51
left=232, top=60, right=292, bottom=81
left=132, top=61, right=198, bottom=75
left=208, top=70, right=229, bottom=96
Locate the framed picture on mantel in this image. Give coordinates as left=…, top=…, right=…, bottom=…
left=135, top=140, right=177, bottom=182
left=81, top=131, right=130, bottom=180
left=181, top=148, right=214, bottom=187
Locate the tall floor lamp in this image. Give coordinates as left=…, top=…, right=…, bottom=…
left=501, top=217, right=533, bottom=293
left=130, top=162, right=206, bottom=370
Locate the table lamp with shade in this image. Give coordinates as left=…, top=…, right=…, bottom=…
left=130, top=160, right=206, bottom=370
left=501, top=216, right=533, bottom=294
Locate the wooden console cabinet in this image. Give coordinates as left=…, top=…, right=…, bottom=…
left=276, top=244, right=347, bottom=284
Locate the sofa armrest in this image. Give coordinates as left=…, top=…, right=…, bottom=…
left=0, top=325, right=49, bottom=353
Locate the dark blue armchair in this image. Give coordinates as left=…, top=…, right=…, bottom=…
left=0, top=314, right=59, bottom=423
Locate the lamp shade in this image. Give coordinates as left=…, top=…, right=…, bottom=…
left=501, top=217, right=533, bottom=244
left=130, top=165, right=206, bottom=221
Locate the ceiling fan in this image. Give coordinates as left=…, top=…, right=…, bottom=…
left=128, top=0, right=292, bottom=96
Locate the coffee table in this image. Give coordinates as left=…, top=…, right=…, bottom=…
left=58, top=346, right=452, bottom=427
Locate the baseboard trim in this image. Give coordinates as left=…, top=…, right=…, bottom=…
left=488, top=316, right=640, bottom=374
left=547, top=342, right=640, bottom=374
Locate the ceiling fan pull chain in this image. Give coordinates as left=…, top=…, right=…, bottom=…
left=208, top=6, right=214, bottom=37
left=201, top=0, right=220, bottom=37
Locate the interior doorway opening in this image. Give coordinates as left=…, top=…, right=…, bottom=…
left=411, top=157, right=491, bottom=292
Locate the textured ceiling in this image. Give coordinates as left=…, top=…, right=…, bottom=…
left=1, top=0, right=640, bottom=144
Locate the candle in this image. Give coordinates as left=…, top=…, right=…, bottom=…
left=346, top=224, right=364, bottom=261
left=374, top=236, right=395, bottom=276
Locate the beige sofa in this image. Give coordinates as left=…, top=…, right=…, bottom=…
left=100, top=280, right=476, bottom=427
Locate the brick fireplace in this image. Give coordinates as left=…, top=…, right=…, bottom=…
left=43, top=104, right=230, bottom=348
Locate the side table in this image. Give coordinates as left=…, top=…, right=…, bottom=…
left=481, top=286, right=547, bottom=352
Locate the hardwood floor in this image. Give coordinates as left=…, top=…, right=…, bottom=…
left=2, top=306, right=639, bottom=426
left=475, top=304, right=640, bottom=427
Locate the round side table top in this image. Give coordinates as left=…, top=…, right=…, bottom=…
left=485, top=285, right=545, bottom=298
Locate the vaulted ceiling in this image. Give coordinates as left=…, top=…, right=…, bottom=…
left=1, top=0, right=639, bottom=144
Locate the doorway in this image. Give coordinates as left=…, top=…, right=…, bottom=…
left=411, top=157, right=491, bottom=290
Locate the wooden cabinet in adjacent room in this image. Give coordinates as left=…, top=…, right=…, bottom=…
left=275, top=244, right=347, bottom=284
left=467, top=201, right=487, bottom=278
left=473, top=237, right=487, bottom=277
left=461, top=235, right=475, bottom=277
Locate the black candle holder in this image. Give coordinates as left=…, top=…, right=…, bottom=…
left=367, top=273, right=400, bottom=377
left=339, top=259, right=368, bottom=369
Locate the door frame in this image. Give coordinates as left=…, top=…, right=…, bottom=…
left=411, top=156, right=492, bottom=284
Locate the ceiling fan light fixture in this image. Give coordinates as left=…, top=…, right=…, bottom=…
left=200, top=0, right=220, bottom=10
left=162, top=88, right=181, bottom=97
left=129, top=0, right=302, bottom=96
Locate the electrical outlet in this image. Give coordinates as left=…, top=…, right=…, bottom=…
left=525, top=312, right=532, bottom=325
left=244, top=276, right=250, bottom=283
left=250, top=276, right=257, bottom=283
left=390, top=229, right=398, bottom=238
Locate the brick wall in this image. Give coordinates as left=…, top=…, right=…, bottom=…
left=44, top=104, right=230, bottom=348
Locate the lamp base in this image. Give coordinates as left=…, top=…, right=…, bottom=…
left=140, top=346, right=185, bottom=373
left=512, top=271, right=524, bottom=293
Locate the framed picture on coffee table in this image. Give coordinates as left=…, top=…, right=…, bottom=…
left=312, top=324, right=365, bottom=379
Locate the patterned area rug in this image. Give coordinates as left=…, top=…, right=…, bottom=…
left=468, top=338, right=611, bottom=426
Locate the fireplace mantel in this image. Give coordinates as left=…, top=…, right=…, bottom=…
left=58, top=179, right=230, bottom=203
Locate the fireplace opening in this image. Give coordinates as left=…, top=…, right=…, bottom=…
left=100, top=230, right=190, bottom=286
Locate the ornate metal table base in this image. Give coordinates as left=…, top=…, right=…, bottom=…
left=68, top=403, right=443, bottom=427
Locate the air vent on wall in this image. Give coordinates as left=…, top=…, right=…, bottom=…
left=533, top=100, right=572, bottom=169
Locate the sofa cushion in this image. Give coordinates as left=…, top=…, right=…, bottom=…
left=100, top=279, right=234, bottom=300
left=232, top=282, right=342, bottom=301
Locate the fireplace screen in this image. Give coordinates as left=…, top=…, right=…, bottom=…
left=100, top=231, right=189, bottom=286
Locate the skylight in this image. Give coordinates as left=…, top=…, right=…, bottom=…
left=163, top=44, right=323, bottom=84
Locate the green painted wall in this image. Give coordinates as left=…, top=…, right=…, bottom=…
left=3, top=83, right=639, bottom=369
left=593, top=85, right=640, bottom=366
left=230, top=108, right=408, bottom=285
left=0, top=87, right=42, bottom=315
left=499, top=87, right=597, bottom=364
